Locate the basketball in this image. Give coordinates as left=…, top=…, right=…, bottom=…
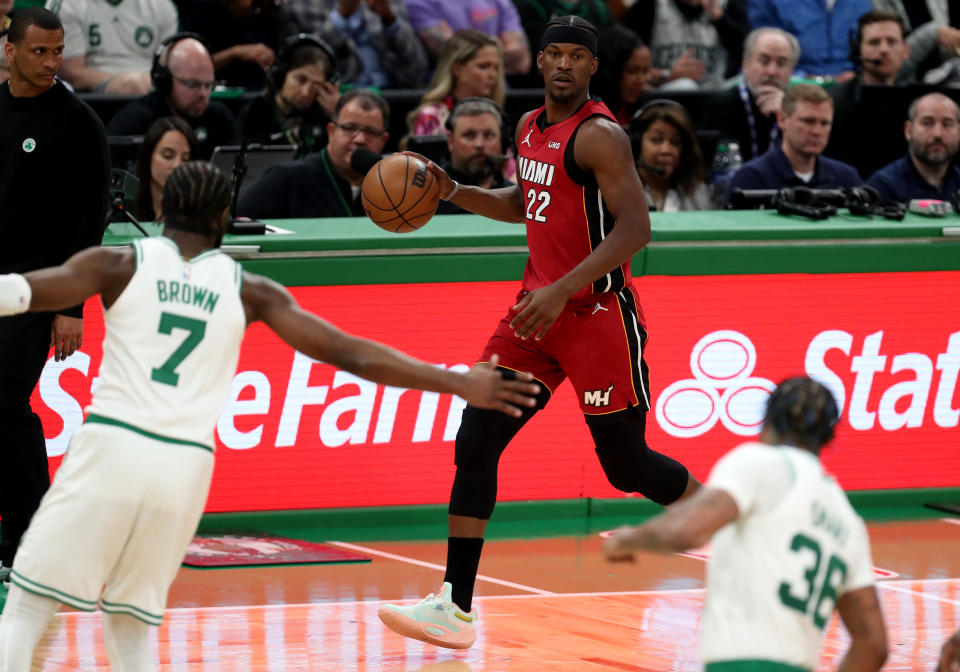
left=361, top=154, right=440, bottom=233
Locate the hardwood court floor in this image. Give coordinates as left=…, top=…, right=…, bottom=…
left=29, top=518, right=960, bottom=671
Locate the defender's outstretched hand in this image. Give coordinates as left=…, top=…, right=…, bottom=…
left=460, top=353, right=540, bottom=417
left=602, top=527, right=639, bottom=563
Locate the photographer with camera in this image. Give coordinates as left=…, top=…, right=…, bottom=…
left=0, top=8, right=109, bottom=586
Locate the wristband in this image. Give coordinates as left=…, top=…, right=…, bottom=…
left=443, top=180, right=460, bottom=201
left=0, top=273, right=32, bottom=316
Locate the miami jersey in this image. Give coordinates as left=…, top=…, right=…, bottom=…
left=701, top=442, right=875, bottom=671
left=86, top=237, right=246, bottom=449
left=516, top=99, right=631, bottom=302
left=47, top=0, right=177, bottom=73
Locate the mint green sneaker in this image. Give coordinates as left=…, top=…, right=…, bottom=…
left=378, top=582, right=477, bottom=649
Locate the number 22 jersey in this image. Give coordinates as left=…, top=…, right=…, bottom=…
left=85, top=237, right=246, bottom=449
left=516, top=99, right=631, bottom=303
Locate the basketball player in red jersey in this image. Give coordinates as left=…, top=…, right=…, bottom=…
left=379, top=15, right=702, bottom=650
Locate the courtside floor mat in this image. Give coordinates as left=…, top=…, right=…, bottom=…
left=183, top=532, right=372, bottom=568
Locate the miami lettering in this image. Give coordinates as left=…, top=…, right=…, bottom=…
left=517, top=156, right=556, bottom=187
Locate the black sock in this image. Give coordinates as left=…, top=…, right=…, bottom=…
left=443, top=536, right=484, bottom=612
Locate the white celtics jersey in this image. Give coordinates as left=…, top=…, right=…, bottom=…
left=48, top=0, right=177, bottom=73
left=700, top=442, right=875, bottom=671
left=86, top=237, right=245, bottom=449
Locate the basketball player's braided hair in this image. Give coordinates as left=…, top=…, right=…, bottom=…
left=763, top=376, right=839, bottom=451
left=161, top=161, right=233, bottom=235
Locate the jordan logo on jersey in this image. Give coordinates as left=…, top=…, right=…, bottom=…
left=521, top=128, right=533, bottom=147
left=517, top=157, right=556, bottom=187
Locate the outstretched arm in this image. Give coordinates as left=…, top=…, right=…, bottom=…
left=511, top=117, right=651, bottom=340
left=603, top=488, right=738, bottom=560
left=242, top=273, right=541, bottom=416
left=0, top=246, right=134, bottom=316
left=836, top=586, right=888, bottom=672
left=939, top=629, right=960, bottom=672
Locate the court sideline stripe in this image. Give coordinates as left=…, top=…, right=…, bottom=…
left=940, top=518, right=960, bottom=527
left=878, top=584, right=960, bottom=606
left=326, top=540, right=557, bottom=595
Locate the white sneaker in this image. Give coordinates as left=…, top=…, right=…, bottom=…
left=378, top=582, right=477, bottom=649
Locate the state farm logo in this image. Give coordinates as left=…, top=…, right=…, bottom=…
left=655, top=330, right=775, bottom=438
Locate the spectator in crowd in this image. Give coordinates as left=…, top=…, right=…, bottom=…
left=747, top=0, right=870, bottom=79
left=0, top=8, right=109, bottom=588
left=630, top=100, right=712, bottom=211
left=180, top=0, right=285, bottom=90
left=624, top=0, right=750, bottom=89
left=405, top=0, right=531, bottom=77
left=107, top=34, right=238, bottom=159
left=407, top=29, right=506, bottom=137
left=285, top=0, right=427, bottom=89
left=866, top=92, right=960, bottom=203
left=239, top=34, right=338, bottom=156
left=595, top=24, right=652, bottom=125
left=727, top=83, right=862, bottom=201
left=511, top=0, right=614, bottom=87
left=704, top=27, right=799, bottom=162
left=872, top=0, right=960, bottom=82
left=45, top=0, right=176, bottom=93
left=0, top=0, right=13, bottom=82
left=437, top=97, right=513, bottom=214
left=133, top=117, right=198, bottom=222
left=824, top=10, right=912, bottom=177
left=237, top=88, right=389, bottom=219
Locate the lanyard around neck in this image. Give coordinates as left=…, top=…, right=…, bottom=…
left=738, top=82, right=780, bottom=158
left=319, top=149, right=354, bottom=216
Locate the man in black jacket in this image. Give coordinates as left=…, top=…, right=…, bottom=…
left=0, top=7, right=109, bottom=586
left=237, top=88, right=389, bottom=219
left=704, top=27, right=799, bottom=162
left=107, top=34, right=237, bottom=160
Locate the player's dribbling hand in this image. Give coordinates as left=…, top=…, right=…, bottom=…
left=399, top=152, right=457, bottom=199
left=603, top=528, right=638, bottom=563
left=462, top=354, right=540, bottom=417
left=510, top=284, right=570, bottom=340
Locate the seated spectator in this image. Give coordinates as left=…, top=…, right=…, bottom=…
left=407, top=29, right=506, bottom=137
left=866, top=92, right=960, bottom=203
left=132, top=117, right=198, bottom=221
left=511, top=0, right=613, bottom=87
left=873, top=0, right=960, bottom=81
left=728, top=83, right=862, bottom=202
left=107, top=34, right=238, bottom=159
left=747, top=0, right=870, bottom=80
left=180, top=0, right=284, bottom=90
left=624, top=0, right=750, bottom=89
left=45, top=0, right=176, bottom=93
left=285, top=0, right=427, bottom=89
left=239, top=34, right=339, bottom=156
left=704, top=27, right=799, bottom=162
left=825, top=10, right=912, bottom=177
left=595, top=24, right=652, bottom=125
left=630, top=100, right=712, bottom=211
left=405, top=0, right=531, bottom=77
left=237, top=88, right=389, bottom=218
left=437, top=97, right=512, bottom=214
left=0, top=0, right=12, bottom=83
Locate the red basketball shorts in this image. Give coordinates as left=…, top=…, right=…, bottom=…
left=479, top=286, right=651, bottom=417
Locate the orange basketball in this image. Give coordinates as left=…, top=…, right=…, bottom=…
left=361, top=154, right=440, bottom=233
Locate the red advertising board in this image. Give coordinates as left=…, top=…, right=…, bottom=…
left=34, top=271, right=960, bottom=512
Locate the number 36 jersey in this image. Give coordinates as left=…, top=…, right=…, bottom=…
left=86, top=237, right=246, bottom=450
left=517, top=99, right=632, bottom=303
left=701, top=442, right=875, bottom=671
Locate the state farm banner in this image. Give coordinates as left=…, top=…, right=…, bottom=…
left=34, top=271, right=960, bottom=512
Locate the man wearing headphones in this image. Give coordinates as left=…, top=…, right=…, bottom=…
left=438, top=97, right=513, bottom=214
left=605, top=376, right=888, bottom=672
left=238, top=34, right=340, bottom=158
left=107, top=33, right=238, bottom=159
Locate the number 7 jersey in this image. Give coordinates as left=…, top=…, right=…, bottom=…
left=85, top=237, right=246, bottom=450
left=517, top=99, right=632, bottom=302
